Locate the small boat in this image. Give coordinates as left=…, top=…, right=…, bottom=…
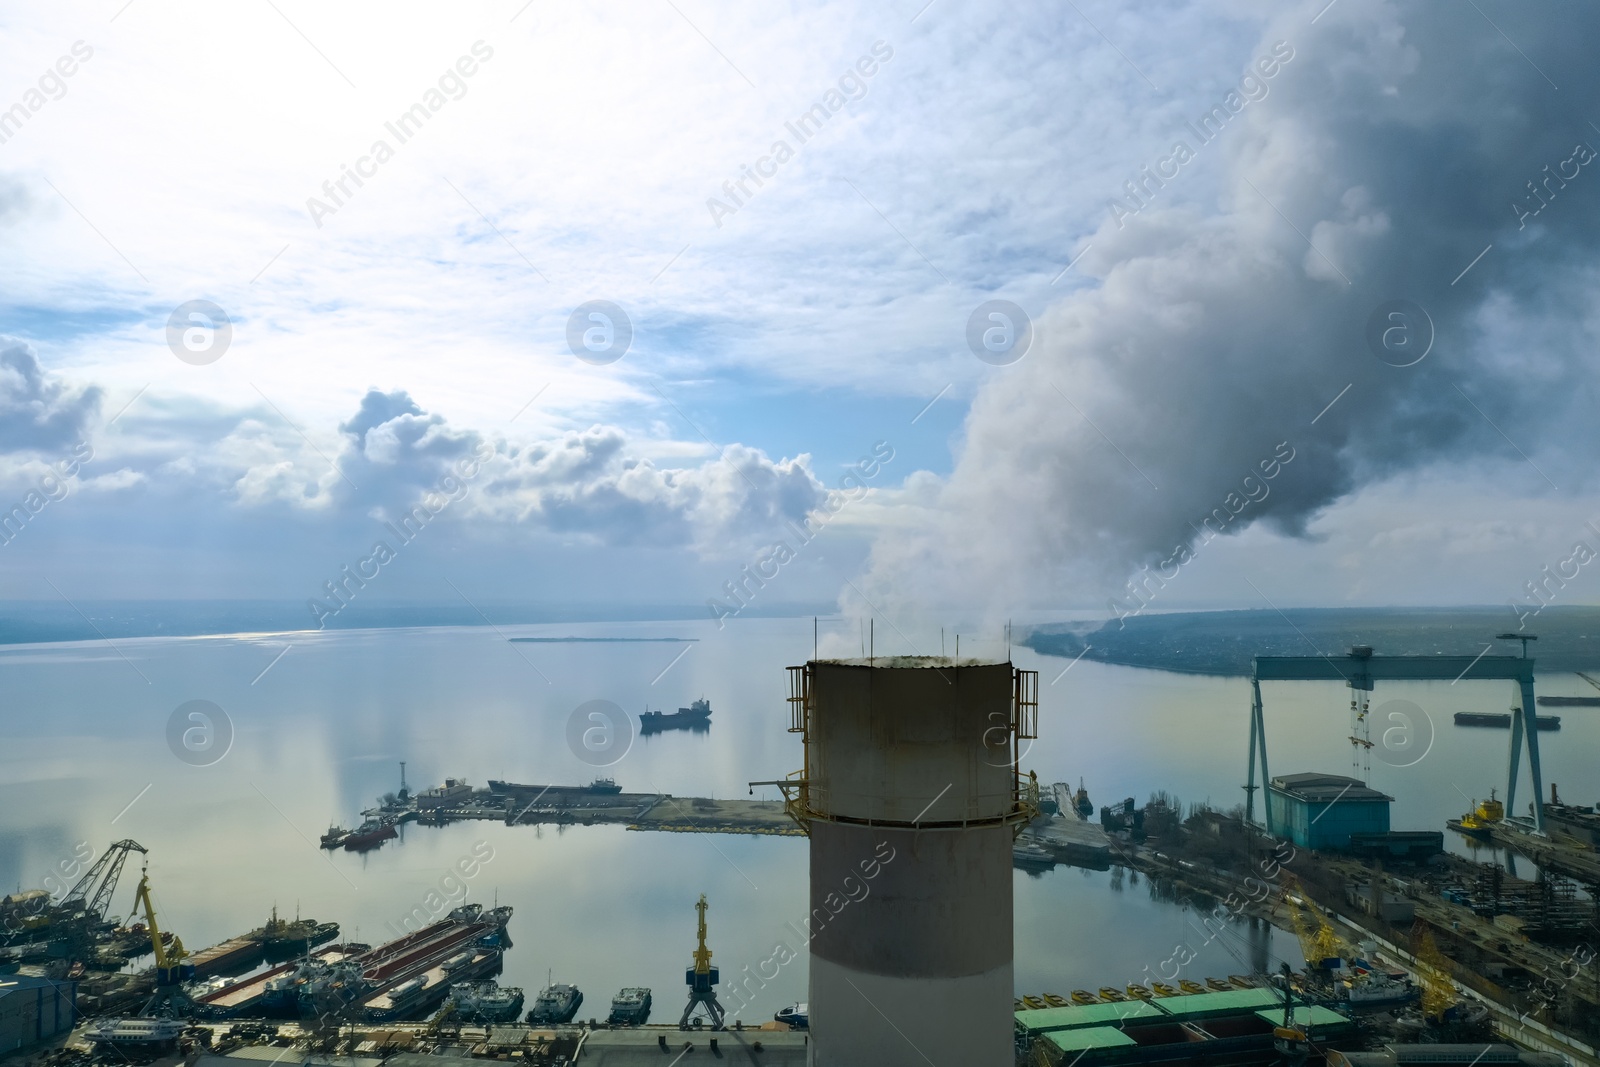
left=1179, top=979, right=1205, bottom=994
left=1071, top=990, right=1099, bottom=1005
left=1043, top=993, right=1069, bottom=1007
left=1344, top=969, right=1416, bottom=1007
left=608, top=987, right=651, bottom=1026
left=775, top=1002, right=808, bottom=1029
left=1098, top=987, right=1126, bottom=1002
left=320, top=826, right=350, bottom=850
left=1206, top=977, right=1233, bottom=991
left=527, top=982, right=582, bottom=1025
left=445, top=980, right=525, bottom=1023
left=1152, top=983, right=1178, bottom=997
left=1012, top=841, right=1056, bottom=871
left=1021, top=995, right=1048, bottom=1010
left=1126, top=984, right=1153, bottom=1000
left=1229, top=975, right=1255, bottom=988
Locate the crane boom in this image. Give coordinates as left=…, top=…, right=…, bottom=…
left=131, top=868, right=186, bottom=983
left=62, top=839, right=147, bottom=919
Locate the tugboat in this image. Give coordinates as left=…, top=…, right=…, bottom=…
left=639, top=697, right=712, bottom=735
left=1074, top=778, right=1094, bottom=820
left=343, top=819, right=398, bottom=852
left=527, top=981, right=583, bottom=1025
left=261, top=907, right=340, bottom=961
left=320, top=826, right=350, bottom=850
left=1447, top=790, right=1505, bottom=839
left=608, top=987, right=652, bottom=1025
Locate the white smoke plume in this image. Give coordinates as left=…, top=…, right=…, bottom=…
left=855, top=0, right=1600, bottom=618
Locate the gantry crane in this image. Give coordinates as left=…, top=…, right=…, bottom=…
left=678, top=894, right=726, bottom=1030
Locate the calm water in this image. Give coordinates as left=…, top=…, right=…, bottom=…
left=2, top=616, right=1593, bottom=1019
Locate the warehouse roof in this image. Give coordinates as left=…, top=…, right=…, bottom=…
left=1042, top=1026, right=1139, bottom=1053
left=1254, top=1005, right=1354, bottom=1030
left=1271, top=772, right=1392, bottom=803
left=1015, top=1000, right=1163, bottom=1034
left=1144, top=987, right=1285, bottom=1019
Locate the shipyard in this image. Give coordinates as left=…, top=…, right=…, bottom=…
left=0, top=627, right=1596, bottom=1067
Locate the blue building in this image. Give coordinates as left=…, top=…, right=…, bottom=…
left=0, top=974, right=77, bottom=1056
left=1268, top=772, right=1392, bottom=850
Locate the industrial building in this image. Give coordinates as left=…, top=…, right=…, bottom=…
left=1268, top=772, right=1392, bottom=850
left=1016, top=988, right=1354, bottom=1066
left=0, top=973, right=76, bottom=1056
left=766, top=657, right=1037, bottom=1067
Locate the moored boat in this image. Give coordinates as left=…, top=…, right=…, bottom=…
left=608, top=986, right=652, bottom=1026
left=527, top=982, right=583, bottom=1025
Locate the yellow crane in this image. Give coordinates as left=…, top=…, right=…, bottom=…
left=131, top=866, right=191, bottom=1013
left=1281, top=876, right=1351, bottom=970
left=1409, top=923, right=1457, bottom=1021
left=678, top=894, right=726, bottom=1030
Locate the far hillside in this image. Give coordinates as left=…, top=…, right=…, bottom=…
left=1023, top=606, right=1600, bottom=676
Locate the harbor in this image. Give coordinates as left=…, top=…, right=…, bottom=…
left=3, top=624, right=1599, bottom=1067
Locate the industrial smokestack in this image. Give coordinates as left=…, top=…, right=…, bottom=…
left=784, top=657, right=1037, bottom=1065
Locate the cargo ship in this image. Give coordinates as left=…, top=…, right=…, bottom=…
left=348, top=904, right=511, bottom=1022
left=527, top=981, right=583, bottom=1025
left=639, top=697, right=711, bottom=734
left=1544, top=799, right=1600, bottom=848
left=1453, top=712, right=1559, bottom=729
left=186, top=932, right=265, bottom=978
left=195, top=904, right=510, bottom=1022
left=343, top=819, right=398, bottom=851
left=487, top=778, right=622, bottom=796
left=192, top=945, right=353, bottom=1019
left=608, top=987, right=651, bottom=1026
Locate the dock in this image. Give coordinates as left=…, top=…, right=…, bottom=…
left=403, top=784, right=804, bottom=837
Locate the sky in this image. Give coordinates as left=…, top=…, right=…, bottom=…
left=1, top=0, right=1597, bottom=632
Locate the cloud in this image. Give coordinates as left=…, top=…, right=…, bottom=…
left=210, top=387, right=829, bottom=553
left=0, top=340, right=100, bottom=453
left=481, top=427, right=829, bottom=552
left=854, top=0, right=1600, bottom=617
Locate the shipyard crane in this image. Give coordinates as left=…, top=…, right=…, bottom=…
left=131, top=865, right=191, bottom=1016
left=1408, top=923, right=1457, bottom=1022
left=61, top=839, right=146, bottom=922
left=678, top=894, right=726, bottom=1030
left=1576, top=671, right=1600, bottom=695
left=1247, top=644, right=1548, bottom=832
left=1271, top=961, right=1310, bottom=1067
left=1281, top=876, right=1351, bottom=973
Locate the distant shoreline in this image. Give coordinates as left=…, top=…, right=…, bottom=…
left=1024, top=605, right=1600, bottom=676
left=507, top=637, right=697, bottom=644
